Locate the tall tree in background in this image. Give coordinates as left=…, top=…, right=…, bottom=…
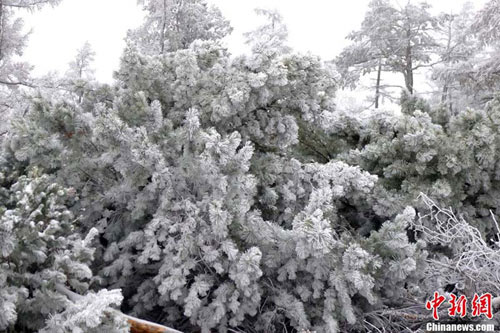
left=0, top=0, right=62, bottom=90
left=0, top=0, right=62, bottom=137
left=65, top=41, right=96, bottom=103
left=395, top=1, right=438, bottom=94
left=336, top=0, right=397, bottom=108
left=463, top=0, right=500, bottom=101
left=127, top=0, right=232, bottom=55
left=432, top=2, right=476, bottom=113
left=243, top=8, right=291, bottom=55
left=427, top=0, right=500, bottom=106
left=337, top=0, right=438, bottom=103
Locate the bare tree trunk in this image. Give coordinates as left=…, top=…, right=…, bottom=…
left=403, top=23, right=414, bottom=95
left=448, top=89, right=453, bottom=114
left=441, top=83, right=448, bottom=104
left=0, top=0, right=4, bottom=61
left=375, top=60, right=382, bottom=108
left=442, top=15, right=453, bottom=114
left=160, top=0, right=168, bottom=54
left=441, top=82, right=454, bottom=114
left=404, top=45, right=413, bottom=94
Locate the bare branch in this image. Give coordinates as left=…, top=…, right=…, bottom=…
left=0, top=79, right=36, bottom=88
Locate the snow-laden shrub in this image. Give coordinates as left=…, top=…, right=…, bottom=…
left=0, top=165, right=126, bottom=331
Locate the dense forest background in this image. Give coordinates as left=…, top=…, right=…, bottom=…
left=1, top=0, right=500, bottom=332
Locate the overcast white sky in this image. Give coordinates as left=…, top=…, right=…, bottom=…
left=20, top=0, right=486, bottom=83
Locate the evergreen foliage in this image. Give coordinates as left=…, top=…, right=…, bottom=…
left=0, top=164, right=126, bottom=331
left=2, top=0, right=500, bottom=332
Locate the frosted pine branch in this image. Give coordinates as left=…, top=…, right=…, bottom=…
left=55, top=284, right=183, bottom=333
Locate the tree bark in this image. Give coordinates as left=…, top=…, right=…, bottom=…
left=441, top=81, right=454, bottom=114
left=441, top=17, right=452, bottom=112
left=404, top=24, right=414, bottom=94
left=441, top=83, right=448, bottom=104
left=375, top=60, right=382, bottom=108
left=0, top=0, right=4, bottom=61
left=160, top=0, right=168, bottom=54
left=404, top=44, right=413, bottom=94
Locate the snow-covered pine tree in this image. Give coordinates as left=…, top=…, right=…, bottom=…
left=312, top=92, right=500, bottom=244
left=336, top=0, right=438, bottom=98
left=429, top=0, right=500, bottom=105
left=128, top=0, right=232, bottom=55
left=431, top=2, right=477, bottom=113
left=0, top=156, right=127, bottom=331
left=63, top=42, right=97, bottom=104
left=0, top=0, right=64, bottom=138
left=3, top=4, right=433, bottom=332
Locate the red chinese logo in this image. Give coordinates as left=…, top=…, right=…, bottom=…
left=425, top=292, right=493, bottom=320
left=426, top=292, right=446, bottom=320
left=471, top=293, right=493, bottom=319
left=448, top=294, right=467, bottom=318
